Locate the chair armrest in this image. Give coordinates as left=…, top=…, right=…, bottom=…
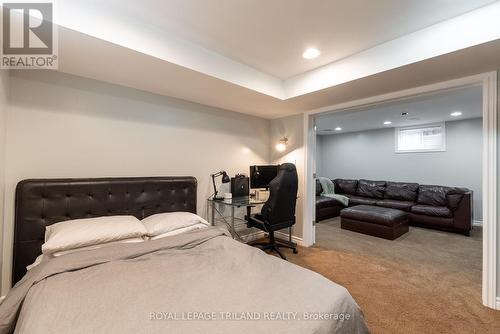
left=246, top=214, right=266, bottom=228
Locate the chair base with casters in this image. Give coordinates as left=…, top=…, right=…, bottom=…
left=247, top=214, right=298, bottom=260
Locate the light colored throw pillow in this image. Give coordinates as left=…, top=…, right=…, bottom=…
left=150, top=223, right=208, bottom=240
left=141, top=212, right=209, bottom=238
left=52, top=237, right=145, bottom=257
left=42, top=215, right=147, bottom=255
left=28, top=236, right=145, bottom=270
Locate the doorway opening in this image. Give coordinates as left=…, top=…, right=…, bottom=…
left=303, top=72, right=497, bottom=310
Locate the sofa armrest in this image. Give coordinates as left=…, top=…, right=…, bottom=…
left=452, top=191, right=472, bottom=233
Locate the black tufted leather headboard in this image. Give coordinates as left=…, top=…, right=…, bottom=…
left=13, top=176, right=197, bottom=285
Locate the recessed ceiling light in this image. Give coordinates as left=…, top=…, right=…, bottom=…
left=450, top=111, right=463, bottom=117
left=383, top=121, right=392, bottom=125
left=302, top=47, right=320, bottom=59
left=334, top=127, right=342, bottom=131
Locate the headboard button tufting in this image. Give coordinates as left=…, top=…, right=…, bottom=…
left=13, top=176, right=197, bottom=286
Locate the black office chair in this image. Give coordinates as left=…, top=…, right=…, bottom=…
left=246, top=163, right=298, bottom=260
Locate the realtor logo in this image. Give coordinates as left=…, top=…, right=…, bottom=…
left=1, top=1, right=58, bottom=69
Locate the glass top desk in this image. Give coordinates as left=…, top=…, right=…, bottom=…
left=206, top=196, right=295, bottom=247
left=209, top=196, right=266, bottom=208
left=206, top=196, right=266, bottom=241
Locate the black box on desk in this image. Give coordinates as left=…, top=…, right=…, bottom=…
left=231, top=176, right=249, bottom=197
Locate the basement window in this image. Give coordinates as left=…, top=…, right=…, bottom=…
left=395, top=123, right=446, bottom=153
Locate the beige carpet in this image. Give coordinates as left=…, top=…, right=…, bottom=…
left=280, top=217, right=500, bottom=334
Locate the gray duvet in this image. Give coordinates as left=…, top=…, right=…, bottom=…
left=0, top=227, right=369, bottom=334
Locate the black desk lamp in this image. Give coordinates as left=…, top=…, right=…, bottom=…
left=211, top=171, right=230, bottom=200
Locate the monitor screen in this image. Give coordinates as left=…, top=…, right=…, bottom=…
left=250, top=165, right=280, bottom=189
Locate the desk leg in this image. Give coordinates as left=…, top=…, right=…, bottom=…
left=211, top=201, right=215, bottom=226
left=246, top=206, right=251, bottom=224
left=231, top=206, right=235, bottom=237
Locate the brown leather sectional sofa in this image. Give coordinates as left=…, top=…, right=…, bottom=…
left=316, top=178, right=472, bottom=236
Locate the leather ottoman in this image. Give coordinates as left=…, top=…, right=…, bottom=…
left=340, top=205, right=409, bottom=240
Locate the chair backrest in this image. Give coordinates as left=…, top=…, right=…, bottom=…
left=261, top=163, right=298, bottom=224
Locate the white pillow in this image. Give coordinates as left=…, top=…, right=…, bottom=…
left=42, top=216, right=147, bottom=255
left=141, top=212, right=209, bottom=238
left=52, top=237, right=145, bottom=257
left=150, top=223, right=208, bottom=240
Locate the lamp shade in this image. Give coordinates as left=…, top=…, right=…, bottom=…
left=221, top=171, right=230, bottom=183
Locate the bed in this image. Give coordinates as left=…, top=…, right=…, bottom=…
left=0, top=176, right=369, bottom=334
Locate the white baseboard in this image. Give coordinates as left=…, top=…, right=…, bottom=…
left=240, top=230, right=305, bottom=247
left=238, top=231, right=265, bottom=243
left=473, top=220, right=483, bottom=226
left=275, top=231, right=305, bottom=247
left=496, top=297, right=500, bottom=310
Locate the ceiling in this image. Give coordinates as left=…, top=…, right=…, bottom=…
left=315, top=86, right=483, bottom=135
left=4, top=0, right=500, bottom=118
left=91, top=0, right=496, bottom=79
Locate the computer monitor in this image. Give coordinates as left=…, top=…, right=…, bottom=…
left=250, top=165, right=280, bottom=189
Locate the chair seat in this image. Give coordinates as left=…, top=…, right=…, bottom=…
left=247, top=214, right=295, bottom=232
left=247, top=213, right=265, bottom=227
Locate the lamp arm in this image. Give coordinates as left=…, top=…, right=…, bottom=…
left=211, top=171, right=223, bottom=178
left=211, top=171, right=223, bottom=198
left=211, top=171, right=226, bottom=199
left=212, top=174, right=219, bottom=198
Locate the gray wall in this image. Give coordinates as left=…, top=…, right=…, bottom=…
left=1, top=70, right=270, bottom=293
left=270, top=114, right=305, bottom=238
left=497, top=69, right=500, bottom=298
left=317, top=118, right=483, bottom=221
left=0, top=70, right=8, bottom=290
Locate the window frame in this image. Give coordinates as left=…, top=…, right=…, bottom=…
left=394, top=122, right=446, bottom=153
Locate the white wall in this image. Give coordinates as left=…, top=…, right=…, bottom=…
left=1, top=70, right=270, bottom=293
left=497, top=69, right=500, bottom=306
left=270, top=114, right=305, bottom=239
left=0, top=71, right=9, bottom=284
left=317, top=118, right=483, bottom=221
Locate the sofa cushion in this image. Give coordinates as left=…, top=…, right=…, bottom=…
left=409, top=213, right=454, bottom=227
left=376, top=199, right=414, bottom=212
left=417, top=185, right=452, bottom=207
left=316, top=196, right=344, bottom=209
left=385, top=182, right=419, bottom=201
left=334, top=179, right=358, bottom=195
left=346, top=195, right=378, bottom=206
left=356, top=179, right=386, bottom=199
left=341, top=205, right=408, bottom=227
left=411, top=205, right=453, bottom=218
